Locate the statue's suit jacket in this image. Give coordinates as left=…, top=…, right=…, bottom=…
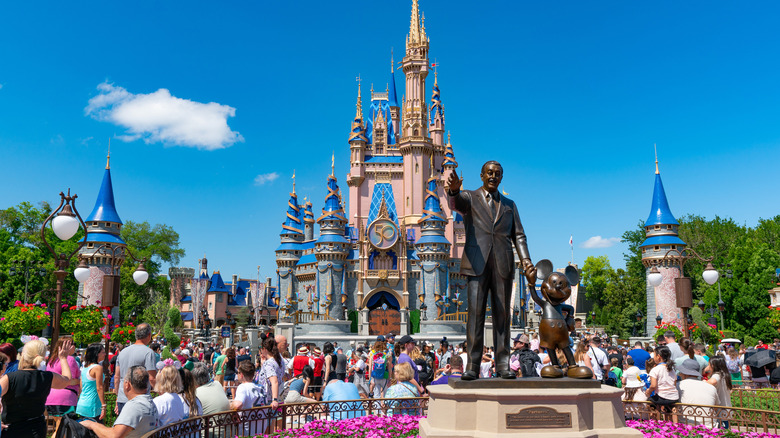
left=448, top=188, right=531, bottom=277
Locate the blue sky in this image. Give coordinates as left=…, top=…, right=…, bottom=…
left=1, top=1, right=779, bottom=280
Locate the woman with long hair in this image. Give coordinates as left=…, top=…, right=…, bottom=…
left=1, top=339, right=75, bottom=438
left=75, top=343, right=106, bottom=421
left=179, top=368, right=202, bottom=418
left=0, top=343, right=19, bottom=374
left=706, top=356, right=733, bottom=428
left=154, top=364, right=200, bottom=426
left=645, top=346, right=679, bottom=409
left=285, top=364, right=316, bottom=404
left=223, top=347, right=237, bottom=382
left=726, top=347, right=743, bottom=385
left=45, top=336, right=81, bottom=419
left=574, top=341, right=594, bottom=375
left=322, top=342, right=337, bottom=385
left=260, top=337, right=285, bottom=410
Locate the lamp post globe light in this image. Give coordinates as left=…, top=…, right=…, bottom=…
left=656, top=314, right=663, bottom=327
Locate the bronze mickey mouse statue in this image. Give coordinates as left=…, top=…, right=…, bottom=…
left=524, top=259, right=593, bottom=379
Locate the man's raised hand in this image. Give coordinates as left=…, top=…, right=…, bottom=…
left=447, top=171, right=462, bottom=193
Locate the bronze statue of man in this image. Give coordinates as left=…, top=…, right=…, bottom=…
left=447, top=161, right=535, bottom=380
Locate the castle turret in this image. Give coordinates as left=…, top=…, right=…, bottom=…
left=429, top=72, right=445, bottom=151
left=315, top=166, right=350, bottom=320
left=304, top=201, right=315, bottom=241
left=641, top=158, right=687, bottom=335
left=77, top=152, right=127, bottom=307
left=388, top=53, right=400, bottom=138
left=417, top=158, right=450, bottom=319
left=276, top=177, right=304, bottom=318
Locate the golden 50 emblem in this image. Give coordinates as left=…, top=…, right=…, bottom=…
left=368, top=218, right=399, bottom=250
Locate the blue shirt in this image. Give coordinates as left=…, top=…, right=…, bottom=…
left=430, top=373, right=462, bottom=385
left=628, top=349, right=651, bottom=371
left=322, top=381, right=364, bottom=420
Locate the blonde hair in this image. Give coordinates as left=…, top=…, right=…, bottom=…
left=154, top=365, right=183, bottom=394
left=411, top=346, right=423, bottom=361
left=20, top=340, right=47, bottom=370
left=394, top=362, right=414, bottom=382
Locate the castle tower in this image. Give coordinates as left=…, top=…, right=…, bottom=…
left=77, top=153, right=127, bottom=307
left=416, top=159, right=451, bottom=320
left=275, top=178, right=304, bottom=318
left=399, top=0, right=433, bottom=221
left=429, top=72, right=445, bottom=152
left=348, top=83, right=368, bottom=222
left=304, top=201, right=315, bottom=241
left=388, top=53, right=400, bottom=138
left=315, top=168, right=350, bottom=320
left=640, top=159, right=687, bottom=335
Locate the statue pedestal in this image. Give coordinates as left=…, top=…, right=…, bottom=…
left=419, top=379, right=641, bottom=438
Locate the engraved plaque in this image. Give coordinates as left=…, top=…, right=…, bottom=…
left=506, top=407, right=571, bottom=429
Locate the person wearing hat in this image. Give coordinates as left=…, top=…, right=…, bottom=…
left=291, top=345, right=314, bottom=378
left=509, top=334, right=541, bottom=377
left=395, top=335, right=424, bottom=394
left=678, top=358, right=719, bottom=415
left=436, top=338, right=451, bottom=369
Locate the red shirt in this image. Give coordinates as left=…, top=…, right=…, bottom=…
left=313, top=356, right=324, bottom=377
left=292, top=355, right=311, bottom=377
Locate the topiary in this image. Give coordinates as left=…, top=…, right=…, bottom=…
left=161, top=345, right=176, bottom=361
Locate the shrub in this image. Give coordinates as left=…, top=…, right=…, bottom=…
left=0, top=301, right=50, bottom=336
left=61, top=305, right=106, bottom=346
left=110, top=323, right=136, bottom=345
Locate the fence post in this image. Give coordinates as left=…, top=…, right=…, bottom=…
left=763, top=411, right=768, bottom=433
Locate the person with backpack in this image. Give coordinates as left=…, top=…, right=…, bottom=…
left=509, top=334, right=541, bottom=378
left=607, top=357, right=622, bottom=388
left=368, top=337, right=389, bottom=399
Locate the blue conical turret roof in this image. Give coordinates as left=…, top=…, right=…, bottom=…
left=443, top=133, right=457, bottom=167
left=317, top=175, right=347, bottom=223
left=420, top=177, right=446, bottom=223
left=389, top=66, right=398, bottom=107
left=430, top=77, right=443, bottom=120
left=280, top=192, right=303, bottom=236
left=85, top=168, right=123, bottom=224
left=207, top=272, right=230, bottom=292
left=645, top=172, right=679, bottom=226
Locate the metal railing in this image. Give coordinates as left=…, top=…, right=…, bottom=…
left=623, top=400, right=780, bottom=434
left=731, top=387, right=780, bottom=411
left=439, top=311, right=468, bottom=323
left=293, top=311, right=332, bottom=324
left=142, top=397, right=428, bottom=438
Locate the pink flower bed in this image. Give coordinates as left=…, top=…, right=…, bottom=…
left=253, top=415, right=422, bottom=438
left=241, top=416, right=779, bottom=438
left=627, top=419, right=780, bottom=438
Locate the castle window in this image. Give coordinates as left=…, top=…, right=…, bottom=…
left=105, top=223, right=110, bottom=228
left=209, top=302, right=213, bottom=309
left=654, top=246, right=660, bottom=251
left=407, top=197, right=410, bottom=207
left=217, top=294, right=223, bottom=303
left=642, top=248, right=646, bottom=253
left=667, top=225, right=672, bottom=230
left=415, top=163, right=419, bottom=173
left=87, top=243, right=94, bottom=248
left=654, top=225, right=660, bottom=230
left=414, top=128, right=419, bottom=136
left=671, top=245, right=677, bottom=250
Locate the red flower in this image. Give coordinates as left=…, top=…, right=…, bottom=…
left=118, top=330, right=124, bottom=334
left=20, top=308, right=27, bottom=312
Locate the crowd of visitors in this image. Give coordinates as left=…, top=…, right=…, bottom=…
left=1, top=318, right=777, bottom=436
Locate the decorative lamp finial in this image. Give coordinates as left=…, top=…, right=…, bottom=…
left=292, top=169, right=296, bottom=194
left=331, top=152, right=335, bottom=176
left=106, top=138, right=111, bottom=169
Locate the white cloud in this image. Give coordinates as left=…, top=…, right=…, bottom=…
left=581, top=236, right=621, bottom=249
left=254, top=172, right=280, bottom=186
left=85, top=81, right=243, bottom=150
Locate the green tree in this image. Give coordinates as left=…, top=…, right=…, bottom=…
left=140, top=292, right=171, bottom=336
left=118, top=221, right=183, bottom=323
left=581, top=255, right=612, bottom=307
left=726, top=237, right=779, bottom=340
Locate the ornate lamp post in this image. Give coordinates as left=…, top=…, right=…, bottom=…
left=656, top=313, right=663, bottom=328
left=40, top=190, right=89, bottom=349
left=697, top=300, right=719, bottom=327
left=646, top=248, right=719, bottom=339
left=9, top=260, right=47, bottom=305
left=634, top=310, right=643, bottom=336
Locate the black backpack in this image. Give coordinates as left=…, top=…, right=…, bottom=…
left=517, top=350, right=540, bottom=378
left=415, top=357, right=431, bottom=385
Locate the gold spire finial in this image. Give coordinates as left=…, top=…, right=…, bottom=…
left=292, top=169, right=296, bottom=194
left=447, top=131, right=451, bottom=144
left=355, top=75, right=363, bottom=119
left=106, top=138, right=111, bottom=169
left=331, top=152, right=335, bottom=176
left=654, top=143, right=659, bottom=174
left=391, top=49, right=394, bottom=73
left=429, top=152, right=434, bottom=174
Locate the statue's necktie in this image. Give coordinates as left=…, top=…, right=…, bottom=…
left=488, top=193, right=498, bottom=217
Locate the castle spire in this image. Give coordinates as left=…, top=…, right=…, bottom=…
left=408, top=0, right=421, bottom=45
left=654, top=143, right=659, bottom=175
left=86, top=160, right=123, bottom=224
left=106, top=138, right=111, bottom=170
left=356, top=76, right=363, bottom=120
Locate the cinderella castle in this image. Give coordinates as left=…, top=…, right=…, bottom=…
left=271, top=0, right=530, bottom=339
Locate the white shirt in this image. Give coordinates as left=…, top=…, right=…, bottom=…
left=623, top=366, right=644, bottom=388
left=587, top=346, right=609, bottom=380
left=459, top=352, right=468, bottom=367
left=234, top=382, right=264, bottom=410
left=154, top=393, right=192, bottom=426
left=480, top=361, right=492, bottom=378
left=679, top=379, right=719, bottom=406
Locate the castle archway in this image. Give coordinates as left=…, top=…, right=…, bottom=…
left=364, top=289, right=402, bottom=336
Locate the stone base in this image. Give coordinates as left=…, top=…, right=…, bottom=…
left=420, top=380, right=641, bottom=438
